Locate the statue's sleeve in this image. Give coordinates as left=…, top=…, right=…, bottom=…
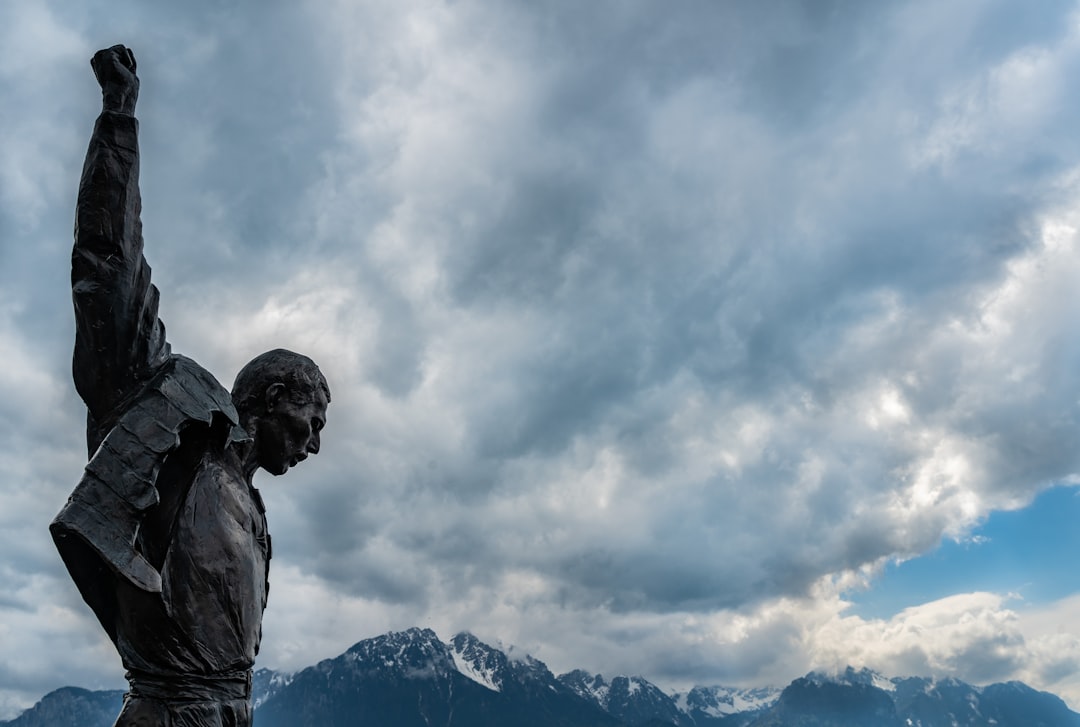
left=71, top=110, right=171, bottom=451
left=51, top=110, right=173, bottom=626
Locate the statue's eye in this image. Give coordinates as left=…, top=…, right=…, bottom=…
left=312, top=418, right=324, bottom=432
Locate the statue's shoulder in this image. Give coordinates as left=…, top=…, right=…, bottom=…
left=51, top=354, right=249, bottom=597
left=162, top=355, right=239, bottom=426
left=138, top=354, right=249, bottom=447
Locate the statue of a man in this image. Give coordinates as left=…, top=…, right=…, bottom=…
left=50, top=45, right=330, bottom=727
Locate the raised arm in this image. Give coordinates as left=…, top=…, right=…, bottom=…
left=72, top=45, right=170, bottom=445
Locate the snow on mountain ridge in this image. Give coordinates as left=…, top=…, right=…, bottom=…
left=448, top=632, right=503, bottom=692
left=340, top=627, right=456, bottom=679
left=805, top=665, right=896, bottom=691
left=673, top=684, right=782, bottom=717
left=251, top=669, right=294, bottom=710
left=559, top=669, right=611, bottom=706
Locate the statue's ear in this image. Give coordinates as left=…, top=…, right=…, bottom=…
left=264, top=382, right=287, bottom=413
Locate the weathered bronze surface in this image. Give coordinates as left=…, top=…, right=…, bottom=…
left=50, top=45, right=330, bottom=727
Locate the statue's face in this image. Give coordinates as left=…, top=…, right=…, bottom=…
left=256, top=386, right=329, bottom=476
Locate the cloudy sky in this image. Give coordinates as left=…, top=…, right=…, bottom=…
left=4, top=0, right=1080, bottom=718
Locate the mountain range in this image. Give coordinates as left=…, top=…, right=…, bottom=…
left=4, top=627, right=1078, bottom=726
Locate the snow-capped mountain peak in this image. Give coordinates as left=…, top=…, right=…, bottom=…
left=449, top=631, right=507, bottom=692
left=343, top=627, right=455, bottom=679
left=673, top=683, right=782, bottom=718
left=806, top=665, right=896, bottom=691
left=560, top=671, right=694, bottom=726
left=560, top=669, right=611, bottom=705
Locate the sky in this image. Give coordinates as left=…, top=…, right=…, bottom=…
left=3, top=0, right=1080, bottom=718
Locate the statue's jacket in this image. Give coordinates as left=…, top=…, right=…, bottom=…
left=50, top=110, right=270, bottom=686
left=52, top=356, right=249, bottom=596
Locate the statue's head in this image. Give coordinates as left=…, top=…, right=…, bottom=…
left=232, top=349, right=330, bottom=476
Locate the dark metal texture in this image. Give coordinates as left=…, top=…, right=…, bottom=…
left=50, top=45, right=330, bottom=727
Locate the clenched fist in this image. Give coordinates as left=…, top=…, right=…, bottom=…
left=91, top=45, right=138, bottom=116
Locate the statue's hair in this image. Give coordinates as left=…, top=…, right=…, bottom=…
left=231, top=349, right=330, bottom=417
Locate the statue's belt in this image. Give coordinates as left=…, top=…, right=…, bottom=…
left=127, top=668, right=253, bottom=702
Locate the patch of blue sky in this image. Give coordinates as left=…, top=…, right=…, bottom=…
left=846, top=485, right=1080, bottom=620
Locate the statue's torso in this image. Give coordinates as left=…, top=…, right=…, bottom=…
left=53, top=355, right=270, bottom=678
left=117, top=443, right=271, bottom=677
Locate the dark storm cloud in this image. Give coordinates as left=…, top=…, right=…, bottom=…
left=7, top=0, right=1080, bottom=715
left=268, top=0, right=1080, bottom=617
left=128, top=5, right=339, bottom=285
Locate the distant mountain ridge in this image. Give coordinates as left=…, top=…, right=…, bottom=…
left=0, top=687, right=124, bottom=727
left=4, top=630, right=1078, bottom=726
left=746, top=666, right=1080, bottom=727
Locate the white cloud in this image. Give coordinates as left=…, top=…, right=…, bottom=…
left=0, top=3, right=87, bottom=229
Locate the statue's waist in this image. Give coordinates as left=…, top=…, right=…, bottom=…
left=126, top=668, right=252, bottom=702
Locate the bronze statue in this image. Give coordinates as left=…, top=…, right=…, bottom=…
left=50, top=45, right=330, bottom=727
